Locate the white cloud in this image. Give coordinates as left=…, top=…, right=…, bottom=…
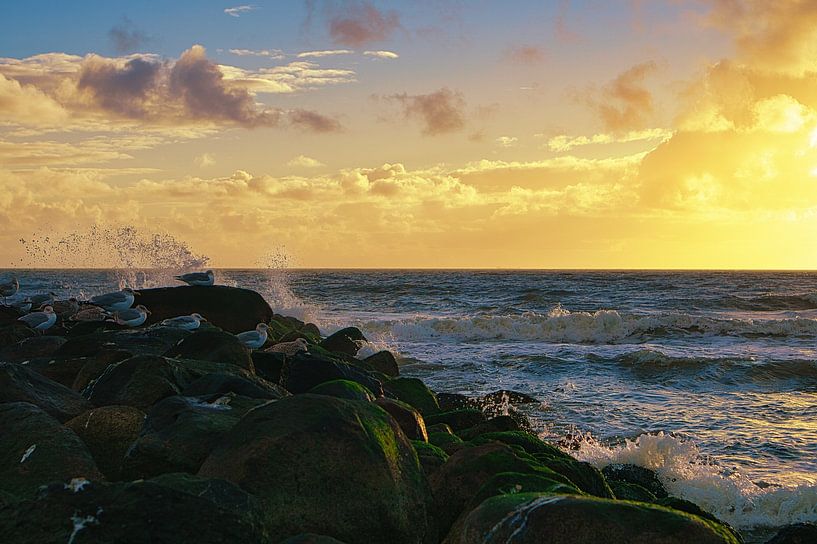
left=545, top=128, right=672, bottom=152
left=224, top=5, right=256, bottom=17
left=363, top=50, right=399, bottom=59
left=194, top=153, right=215, bottom=168
left=287, top=155, right=325, bottom=168
left=228, top=48, right=285, bottom=59
left=296, top=50, right=353, bottom=58
left=495, top=136, right=518, bottom=148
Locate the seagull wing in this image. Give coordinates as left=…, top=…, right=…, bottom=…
left=116, top=308, right=142, bottom=321
left=236, top=330, right=260, bottom=343
left=90, top=291, right=125, bottom=306
left=18, top=312, right=47, bottom=327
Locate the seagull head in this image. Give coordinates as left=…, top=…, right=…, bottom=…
left=135, top=305, right=151, bottom=314
left=122, top=287, right=140, bottom=295
left=256, top=323, right=270, bottom=332
left=191, top=313, right=205, bottom=320
left=42, top=306, right=54, bottom=314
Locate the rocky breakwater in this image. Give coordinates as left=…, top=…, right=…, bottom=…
left=0, top=284, right=810, bottom=543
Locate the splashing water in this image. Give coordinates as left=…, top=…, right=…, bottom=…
left=254, top=247, right=322, bottom=324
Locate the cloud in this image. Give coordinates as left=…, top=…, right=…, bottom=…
left=228, top=48, right=285, bottom=59
left=381, top=88, right=466, bottom=136
left=363, top=50, right=399, bottom=59
left=296, top=49, right=353, bottom=58
left=288, top=109, right=342, bottom=132
left=287, top=155, right=325, bottom=168
left=328, top=2, right=400, bottom=46
left=108, top=17, right=150, bottom=54
left=224, top=5, right=256, bottom=17
left=0, top=73, right=66, bottom=124
left=195, top=153, right=215, bottom=168
left=78, top=55, right=163, bottom=118
left=503, top=45, right=545, bottom=65
left=495, top=136, right=518, bottom=148
left=546, top=128, right=672, bottom=152
left=579, top=61, right=658, bottom=132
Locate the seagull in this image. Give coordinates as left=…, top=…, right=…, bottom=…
left=160, top=313, right=205, bottom=330
left=18, top=306, right=57, bottom=331
left=265, top=337, right=309, bottom=357
left=236, top=323, right=269, bottom=350
left=110, top=305, right=150, bottom=327
left=175, top=270, right=215, bottom=286
left=30, top=292, right=57, bottom=307
left=0, top=274, right=19, bottom=304
left=90, top=288, right=138, bottom=311
left=50, top=297, right=80, bottom=318
left=11, top=298, right=32, bottom=314
left=69, top=306, right=111, bottom=322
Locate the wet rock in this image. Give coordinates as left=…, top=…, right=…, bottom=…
left=376, top=397, right=428, bottom=441
left=384, top=377, right=441, bottom=415
left=199, top=394, right=432, bottom=544
left=65, top=405, right=145, bottom=481
left=445, top=492, right=742, bottom=544
left=362, top=350, right=399, bottom=377
left=84, top=355, right=187, bottom=410
left=71, top=350, right=131, bottom=391
left=413, top=440, right=448, bottom=476
left=281, top=535, right=347, bottom=544
left=251, top=351, right=286, bottom=383
left=469, top=471, right=582, bottom=510
left=436, top=392, right=474, bottom=412
left=148, top=472, right=261, bottom=516
left=425, top=408, right=486, bottom=431
left=24, top=356, right=88, bottom=389
left=655, top=497, right=743, bottom=543
left=319, top=327, right=366, bottom=357
left=309, top=379, right=376, bottom=402
left=0, top=479, right=270, bottom=544
left=57, top=327, right=190, bottom=358
left=0, top=323, right=37, bottom=350
left=0, top=362, right=91, bottom=422
left=0, top=402, right=103, bottom=499
left=610, top=480, right=658, bottom=502
left=765, top=523, right=817, bottom=544
left=135, top=285, right=273, bottom=334
left=530, top=453, right=614, bottom=499
left=164, top=329, right=253, bottom=372
left=469, top=431, right=573, bottom=460
left=603, top=463, right=668, bottom=499
left=0, top=336, right=67, bottom=363
left=459, top=415, right=524, bottom=440
left=480, top=389, right=539, bottom=407
left=281, top=352, right=383, bottom=396
left=429, top=431, right=465, bottom=454
left=181, top=372, right=287, bottom=400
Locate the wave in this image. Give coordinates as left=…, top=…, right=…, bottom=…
left=572, top=432, right=817, bottom=530
left=357, top=307, right=817, bottom=344
left=713, top=293, right=817, bottom=312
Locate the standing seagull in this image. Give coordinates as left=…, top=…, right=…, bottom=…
left=161, top=313, right=205, bottom=330
left=90, top=288, right=137, bottom=311
left=236, top=323, right=269, bottom=350
left=175, top=270, right=215, bottom=286
left=0, top=274, right=19, bottom=304
left=18, top=306, right=57, bottom=331
left=110, top=305, right=150, bottom=327
left=265, top=338, right=309, bottom=357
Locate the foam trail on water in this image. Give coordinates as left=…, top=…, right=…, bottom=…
left=572, top=432, right=817, bottom=530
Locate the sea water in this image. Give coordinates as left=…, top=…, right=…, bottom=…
left=4, top=267, right=817, bottom=540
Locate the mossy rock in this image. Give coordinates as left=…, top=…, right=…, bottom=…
left=0, top=402, right=103, bottom=500
left=0, top=335, right=67, bottom=363
left=282, top=352, right=383, bottom=396
left=429, top=431, right=464, bottom=453
left=603, top=463, right=668, bottom=498
left=23, top=356, right=88, bottom=389
left=164, top=330, right=254, bottom=372
left=199, top=394, right=432, bottom=544
left=362, top=351, right=399, bottom=377
left=71, top=350, right=131, bottom=391
left=65, top=405, right=146, bottom=481
left=148, top=472, right=263, bottom=524
left=84, top=355, right=187, bottom=411
left=425, top=408, right=485, bottom=431
left=656, top=497, right=743, bottom=543
left=376, top=397, right=428, bottom=441
left=309, top=379, right=375, bottom=402
left=610, top=480, right=658, bottom=502
left=459, top=416, right=525, bottom=440
left=281, top=535, right=348, bottom=544
left=57, top=327, right=191, bottom=358
left=319, top=327, right=366, bottom=356
left=413, top=440, right=449, bottom=476
left=0, top=362, right=91, bottom=422
left=469, top=471, right=582, bottom=510
left=182, top=372, right=288, bottom=400
left=765, top=523, right=817, bottom=544
left=445, top=492, right=742, bottom=544
left=470, top=431, right=573, bottom=460
left=251, top=351, right=286, bottom=383
left=384, top=377, right=440, bottom=415
left=531, top=453, right=614, bottom=498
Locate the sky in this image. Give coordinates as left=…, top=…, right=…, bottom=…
left=1, top=0, right=817, bottom=268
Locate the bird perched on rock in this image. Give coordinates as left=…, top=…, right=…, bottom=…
left=18, top=305, right=57, bottom=330
left=11, top=298, right=32, bottom=314
left=69, top=306, right=111, bottom=322
left=90, top=287, right=137, bottom=311
left=0, top=274, right=19, bottom=303
left=50, top=297, right=80, bottom=319
left=236, top=323, right=269, bottom=349
left=265, top=337, right=309, bottom=357
left=160, top=313, right=205, bottom=330
left=29, top=292, right=57, bottom=307
left=110, top=305, right=150, bottom=327
left=174, top=270, right=215, bottom=286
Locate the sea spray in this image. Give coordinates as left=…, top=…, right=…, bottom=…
left=254, top=248, right=322, bottom=325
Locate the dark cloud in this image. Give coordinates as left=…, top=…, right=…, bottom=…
left=383, top=88, right=466, bottom=135
left=78, top=56, right=161, bottom=117
left=579, top=61, right=658, bottom=132
left=289, top=109, right=342, bottom=132
left=504, top=45, right=546, bottom=65
left=108, top=18, right=149, bottom=54
left=328, top=2, right=400, bottom=46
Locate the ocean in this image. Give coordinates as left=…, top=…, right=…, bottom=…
left=4, top=268, right=817, bottom=539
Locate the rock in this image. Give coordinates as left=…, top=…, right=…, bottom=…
left=376, top=397, right=428, bottom=441
left=610, top=480, right=658, bottom=502
left=765, top=523, right=817, bottom=544
left=445, top=492, right=741, bottom=544
left=24, top=356, right=88, bottom=389
left=429, top=431, right=465, bottom=454
left=530, top=453, right=614, bottom=499
left=57, top=327, right=190, bottom=358
left=71, top=350, right=131, bottom=391
left=84, top=355, right=187, bottom=410
left=0, top=479, right=270, bottom=544
left=135, top=285, right=273, bottom=334
left=281, top=535, right=348, bottom=544
left=655, top=497, right=743, bottom=542
left=181, top=372, right=287, bottom=400
left=480, top=389, right=539, bottom=407
left=0, top=336, right=67, bottom=363
left=0, top=402, right=103, bottom=499
left=251, top=351, right=286, bottom=383
left=459, top=415, right=524, bottom=440
left=148, top=472, right=261, bottom=515
left=436, top=392, right=473, bottom=412
left=0, top=323, right=37, bottom=350
left=199, top=394, right=432, bottom=544
left=469, top=431, right=573, bottom=460
left=282, top=352, right=383, bottom=396
left=309, top=379, right=376, bottom=402
left=603, top=464, right=668, bottom=499
left=384, top=377, right=441, bottom=415
left=164, top=330, right=253, bottom=372
left=425, top=408, right=486, bottom=431
left=469, top=471, right=582, bottom=510
left=0, top=362, right=91, bottom=422
left=65, top=405, right=146, bottom=481
left=319, top=327, right=366, bottom=356
left=413, top=440, right=449, bottom=476
left=122, top=395, right=257, bottom=480
left=429, top=442, right=576, bottom=535
left=362, top=351, right=399, bottom=377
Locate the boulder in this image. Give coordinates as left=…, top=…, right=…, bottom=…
left=309, top=379, right=376, bottom=402
left=57, top=327, right=190, bottom=358
left=469, top=431, right=572, bottom=460
left=164, top=330, right=253, bottom=372
left=376, top=397, right=428, bottom=441
left=181, top=372, right=287, bottom=400
left=459, top=415, right=524, bottom=440
left=655, top=497, right=742, bottom=542
left=281, top=535, right=348, bottom=544
left=0, top=362, right=91, bottom=422
left=362, top=351, right=399, bottom=377
left=0, top=336, right=67, bottom=363
left=0, top=402, right=103, bottom=499
left=413, top=440, right=449, bottom=476
left=84, top=355, right=187, bottom=410
left=319, top=327, right=366, bottom=356
left=384, top=378, right=441, bottom=415
left=425, top=408, right=486, bottom=431
left=603, top=463, right=668, bottom=499
left=469, top=471, right=582, bottom=509
left=65, top=405, right=146, bottom=481
left=480, top=389, right=539, bottom=408
left=71, top=350, right=132, bottom=391
left=436, top=392, right=473, bottom=412
left=135, top=285, right=273, bottom=334
left=609, top=480, right=658, bottom=502
left=445, top=493, right=741, bottom=544
left=765, top=523, right=817, bottom=544
left=0, top=323, right=37, bottom=350
left=24, top=356, right=88, bottom=389
left=252, top=351, right=286, bottom=383
left=428, top=431, right=464, bottom=454
left=530, top=453, right=614, bottom=499
left=0, top=479, right=270, bottom=544
left=282, top=352, right=383, bottom=396
left=199, top=394, right=432, bottom=544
